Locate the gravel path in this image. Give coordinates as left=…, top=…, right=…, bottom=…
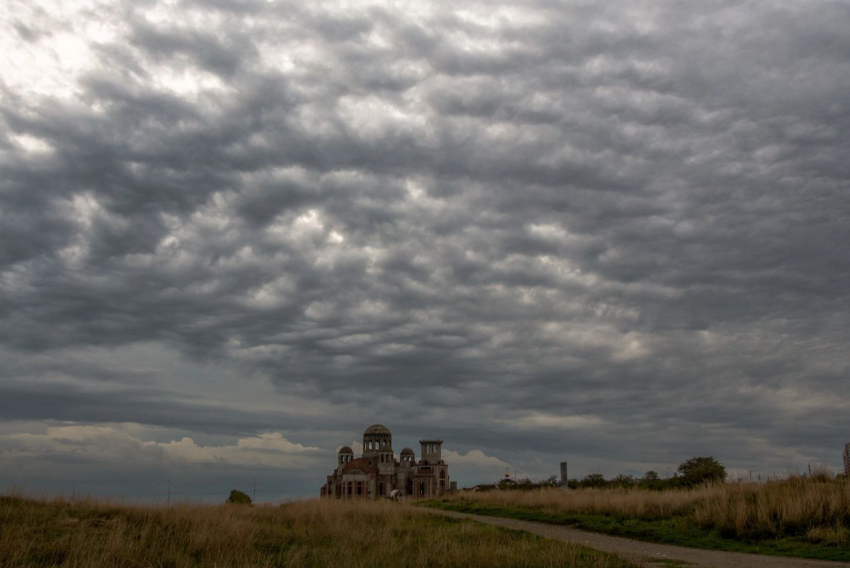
left=427, top=509, right=850, bottom=568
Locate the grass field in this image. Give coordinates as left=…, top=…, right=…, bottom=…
left=421, top=475, right=850, bottom=562
left=0, top=493, right=638, bottom=567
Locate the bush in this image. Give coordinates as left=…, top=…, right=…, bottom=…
left=579, top=473, right=608, bottom=489
left=226, top=489, right=252, bottom=505
left=677, top=456, right=726, bottom=486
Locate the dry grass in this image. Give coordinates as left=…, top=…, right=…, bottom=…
left=692, top=477, right=850, bottom=540
left=0, top=493, right=637, bottom=567
left=435, top=476, right=850, bottom=541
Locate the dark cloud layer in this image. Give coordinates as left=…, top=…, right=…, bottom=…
left=1, top=0, right=849, bottom=494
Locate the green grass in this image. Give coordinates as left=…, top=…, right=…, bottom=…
left=419, top=499, right=850, bottom=562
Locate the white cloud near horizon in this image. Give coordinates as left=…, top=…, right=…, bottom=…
left=0, top=425, right=325, bottom=471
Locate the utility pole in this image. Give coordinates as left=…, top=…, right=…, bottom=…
left=167, top=480, right=171, bottom=507
left=253, top=477, right=256, bottom=504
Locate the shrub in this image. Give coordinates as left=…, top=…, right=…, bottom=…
left=226, top=489, right=252, bottom=505
left=580, top=473, right=608, bottom=489
left=677, top=456, right=726, bottom=486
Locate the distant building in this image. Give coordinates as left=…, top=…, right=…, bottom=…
left=844, top=443, right=850, bottom=476
left=320, top=424, right=450, bottom=499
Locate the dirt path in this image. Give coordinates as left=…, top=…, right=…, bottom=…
left=427, top=509, right=850, bottom=568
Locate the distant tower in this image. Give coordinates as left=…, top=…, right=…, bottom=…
left=363, top=424, right=393, bottom=462
left=419, top=439, right=443, bottom=465
left=844, top=443, right=850, bottom=476
left=560, top=462, right=568, bottom=487
left=338, top=446, right=353, bottom=467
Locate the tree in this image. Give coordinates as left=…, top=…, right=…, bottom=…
left=542, top=475, right=560, bottom=487
left=611, top=474, right=636, bottom=487
left=677, top=456, right=726, bottom=486
left=226, top=489, right=252, bottom=505
left=643, top=470, right=660, bottom=482
left=580, top=473, right=608, bottom=488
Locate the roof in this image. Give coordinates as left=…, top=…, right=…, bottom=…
left=341, top=457, right=378, bottom=475
left=364, top=424, right=391, bottom=435
left=338, top=446, right=353, bottom=454
left=400, top=447, right=415, bottom=455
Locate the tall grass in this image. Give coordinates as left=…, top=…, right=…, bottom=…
left=0, top=493, right=637, bottom=567
left=693, top=477, right=850, bottom=541
left=434, top=476, right=850, bottom=541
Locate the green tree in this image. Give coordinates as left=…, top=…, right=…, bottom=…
left=643, top=470, right=660, bottom=482
left=579, top=473, right=608, bottom=488
left=611, top=474, right=636, bottom=487
left=226, top=489, right=252, bottom=505
left=542, top=475, right=560, bottom=487
left=677, top=456, right=726, bottom=486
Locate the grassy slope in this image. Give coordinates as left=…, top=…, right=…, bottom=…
left=419, top=499, right=850, bottom=562
left=0, top=495, right=638, bottom=568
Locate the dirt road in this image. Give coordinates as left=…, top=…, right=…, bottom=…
left=427, top=509, right=850, bottom=568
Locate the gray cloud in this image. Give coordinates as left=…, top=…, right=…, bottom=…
left=1, top=0, right=849, bottom=495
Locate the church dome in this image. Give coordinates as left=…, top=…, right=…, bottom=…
left=338, top=446, right=353, bottom=454
left=400, top=448, right=414, bottom=455
left=364, top=424, right=391, bottom=436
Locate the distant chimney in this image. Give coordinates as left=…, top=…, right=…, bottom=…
left=560, top=461, right=568, bottom=487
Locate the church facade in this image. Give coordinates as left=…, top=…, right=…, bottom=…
left=320, top=424, right=450, bottom=499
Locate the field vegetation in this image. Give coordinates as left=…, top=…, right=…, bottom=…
left=423, top=473, right=850, bottom=561
left=0, top=493, right=638, bottom=568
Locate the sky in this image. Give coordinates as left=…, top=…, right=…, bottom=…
left=1, top=0, right=849, bottom=502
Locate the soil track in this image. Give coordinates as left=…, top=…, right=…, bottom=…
left=427, top=509, right=850, bottom=568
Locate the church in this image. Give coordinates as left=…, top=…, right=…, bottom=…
left=320, top=424, right=451, bottom=499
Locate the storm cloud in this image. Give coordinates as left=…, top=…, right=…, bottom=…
left=1, top=0, right=849, bottom=497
